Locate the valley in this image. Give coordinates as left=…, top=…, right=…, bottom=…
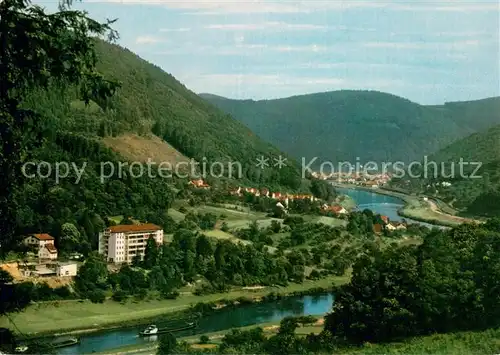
left=0, top=2, right=499, bottom=355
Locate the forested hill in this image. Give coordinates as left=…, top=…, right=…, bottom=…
left=13, top=40, right=305, bottom=251
left=200, top=91, right=500, bottom=165
left=428, top=124, right=500, bottom=165
left=25, top=40, right=303, bottom=189
left=428, top=125, right=500, bottom=216
left=393, top=124, right=500, bottom=217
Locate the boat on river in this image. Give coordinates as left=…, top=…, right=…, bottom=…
left=50, top=337, right=80, bottom=348
left=14, top=345, right=28, bottom=353
left=139, top=321, right=197, bottom=336
left=14, top=337, right=79, bottom=353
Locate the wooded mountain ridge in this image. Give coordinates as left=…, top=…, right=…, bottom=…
left=200, top=92, right=500, bottom=165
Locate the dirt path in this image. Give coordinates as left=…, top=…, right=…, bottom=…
left=426, top=199, right=480, bottom=224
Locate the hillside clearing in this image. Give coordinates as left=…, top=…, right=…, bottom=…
left=102, top=133, right=191, bottom=167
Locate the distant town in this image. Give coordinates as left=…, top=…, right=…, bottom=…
left=311, top=171, right=392, bottom=188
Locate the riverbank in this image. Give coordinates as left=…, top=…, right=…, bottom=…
left=0, top=275, right=348, bottom=336
left=333, top=183, right=480, bottom=227
left=97, top=318, right=500, bottom=355
left=97, top=318, right=326, bottom=355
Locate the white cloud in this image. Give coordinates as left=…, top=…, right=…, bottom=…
left=176, top=1, right=388, bottom=14
left=135, top=35, right=164, bottom=44
left=234, top=35, right=245, bottom=44
left=273, top=44, right=332, bottom=53
left=205, top=22, right=328, bottom=31
left=363, top=40, right=482, bottom=50
left=88, top=0, right=388, bottom=13
left=159, top=27, right=191, bottom=32
left=294, top=62, right=451, bottom=73
left=185, top=73, right=404, bottom=88
left=187, top=73, right=346, bottom=87
left=154, top=43, right=341, bottom=56
left=389, top=2, right=499, bottom=12
left=87, top=0, right=497, bottom=14
left=436, top=31, right=490, bottom=37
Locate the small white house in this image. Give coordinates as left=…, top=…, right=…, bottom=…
left=56, top=262, right=78, bottom=277
left=39, top=244, right=58, bottom=260
left=24, top=233, right=54, bottom=248
left=25, top=234, right=58, bottom=260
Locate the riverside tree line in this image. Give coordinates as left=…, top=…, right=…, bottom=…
left=153, top=219, right=500, bottom=354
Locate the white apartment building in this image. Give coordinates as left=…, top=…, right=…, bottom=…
left=98, top=224, right=163, bottom=264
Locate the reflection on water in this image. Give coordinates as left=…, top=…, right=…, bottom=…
left=57, top=293, right=333, bottom=354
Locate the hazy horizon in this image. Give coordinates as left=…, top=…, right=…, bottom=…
left=37, top=0, right=500, bottom=105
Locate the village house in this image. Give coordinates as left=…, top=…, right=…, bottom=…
left=364, top=181, right=379, bottom=188
left=16, top=261, right=78, bottom=278
left=230, top=186, right=242, bottom=196
left=373, top=224, right=383, bottom=234
left=386, top=223, right=397, bottom=231
left=386, top=222, right=407, bottom=231
left=24, top=234, right=58, bottom=260
left=322, top=204, right=348, bottom=215
left=394, top=222, right=407, bottom=230
left=331, top=205, right=348, bottom=215
left=56, top=261, right=78, bottom=277
left=189, top=179, right=210, bottom=189
left=276, top=201, right=288, bottom=214
left=98, top=223, right=164, bottom=264
left=380, top=215, right=389, bottom=225
left=245, top=187, right=260, bottom=196
left=260, top=188, right=270, bottom=197
left=271, top=192, right=283, bottom=200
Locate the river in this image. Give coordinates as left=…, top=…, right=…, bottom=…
left=56, top=293, right=333, bottom=354
left=54, top=187, right=436, bottom=353
left=335, top=187, right=442, bottom=229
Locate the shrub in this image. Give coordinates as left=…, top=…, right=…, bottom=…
left=162, top=290, right=180, bottom=299
left=308, top=269, right=321, bottom=280
left=88, top=290, right=106, bottom=303
left=112, top=289, right=129, bottom=302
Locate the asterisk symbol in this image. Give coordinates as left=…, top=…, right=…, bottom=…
left=256, top=156, right=270, bottom=169
left=274, top=155, right=287, bottom=169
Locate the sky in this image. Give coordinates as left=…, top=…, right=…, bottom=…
left=40, top=0, right=499, bottom=104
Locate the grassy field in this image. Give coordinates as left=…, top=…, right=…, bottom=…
left=167, top=208, right=186, bottom=222
left=202, top=230, right=251, bottom=245
left=0, top=275, right=347, bottom=336
left=309, top=215, right=346, bottom=227
left=398, top=197, right=466, bottom=227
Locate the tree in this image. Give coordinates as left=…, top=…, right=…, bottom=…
left=195, top=235, right=213, bottom=257
left=119, top=217, right=135, bottom=225
left=132, top=254, right=142, bottom=267
left=59, top=223, right=81, bottom=253
left=270, top=220, right=282, bottom=233
left=143, top=236, right=159, bottom=269
left=0, top=0, right=119, bottom=256
left=74, top=252, right=108, bottom=294
left=157, top=333, right=177, bottom=355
